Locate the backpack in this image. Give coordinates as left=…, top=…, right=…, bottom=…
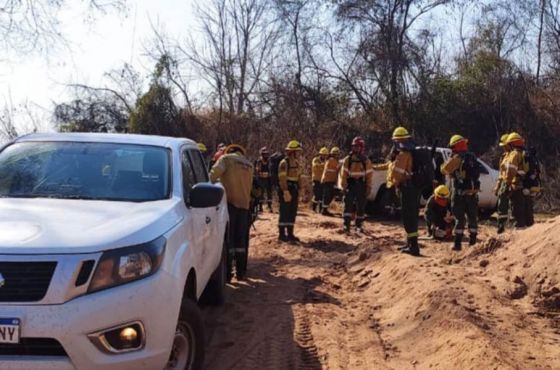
left=349, top=155, right=367, bottom=181
left=522, top=147, right=541, bottom=188
left=411, top=147, right=435, bottom=193
left=455, top=152, right=480, bottom=191
left=269, top=151, right=285, bottom=185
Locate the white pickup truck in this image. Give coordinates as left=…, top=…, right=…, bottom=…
left=0, top=133, right=228, bottom=370
left=367, top=147, right=499, bottom=215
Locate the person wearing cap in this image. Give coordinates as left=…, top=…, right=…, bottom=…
left=374, top=126, right=419, bottom=255
left=340, top=137, right=373, bottom=233
left=311, top=147, right=329, bottom=212
left=503, top=132, right=533, bottom=228
left=209, top=144, right=254, bottom=280
left=441, top=135, right=480, bottom=251
left=495, top=134, right=511, bottom=233
left=278, top=140, right=303, bottom=242
left=321, top=146, right=341, bottom=216
left=425, top=185, right=454, bottom=240
left=255, top=146, right=273, bottom=212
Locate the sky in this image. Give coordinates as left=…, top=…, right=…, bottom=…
left=0, top=0, right=195, bottom=130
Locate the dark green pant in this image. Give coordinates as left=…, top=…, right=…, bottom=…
left=511, top=189, right=534, bottom=228
left=344, top=180, right=367, bottom=227
left=279, top=182, right=299, bottom=232
left=400, top=184, right=420, bottom=240
left=322, top=182, right=336, bottom=210
left=312, top=181, right=323, bottom=209
left=497, top=182, right=510, bottom=229
left=452, top=193, right=478, bottom=237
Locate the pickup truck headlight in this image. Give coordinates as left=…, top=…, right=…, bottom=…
left=88, top=237, right=166, bottom=293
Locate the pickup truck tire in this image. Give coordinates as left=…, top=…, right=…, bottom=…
left=200, top=241, right=227, bottom=305
left=167, top=298, right=205, bottom=370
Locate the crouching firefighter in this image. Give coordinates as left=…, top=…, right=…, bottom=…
left=341, top=137, right=373, bottom=233
left=210, top=144, right=254, bottom=280
left=321, top=147, right=340, bottom=215
left=425, top=185, right=454, bottom=240
left=441, top=135, right=480, bottom=251
left=311, top=147, right=329, bottom=212
left=278, top=140, right=303, bottom=242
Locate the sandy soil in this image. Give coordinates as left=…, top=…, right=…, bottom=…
left=202, top=209, right=560, bottom=370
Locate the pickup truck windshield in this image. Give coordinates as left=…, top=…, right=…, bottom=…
left=0, top=141, right=171, bottom=202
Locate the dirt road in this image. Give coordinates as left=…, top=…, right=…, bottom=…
left=202, top=209, right=560, bottom=370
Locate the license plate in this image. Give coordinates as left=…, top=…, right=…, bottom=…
left=0, top=318, right=20, bottom=344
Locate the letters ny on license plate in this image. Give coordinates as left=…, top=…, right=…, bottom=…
left=0, top=318, right=20, bottom=344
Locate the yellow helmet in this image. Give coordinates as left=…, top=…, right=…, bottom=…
left=286, top=140, right=303, bottom=151
left=330, top=147, right=340, bottom=155
left=197, top=142, right=207, bottom=153
left=224, top=144, right=246, bottom=156
left=499, top=134, right=509, bottom=147
left=392, top=126, right=411, bottom=140
left=319, top=147, right=329, bottom=155
left=434, top=185, right=450, bottom=199
left=506, top=132, right=523, bottom=144
left=449, top=134, right=466, bottom=147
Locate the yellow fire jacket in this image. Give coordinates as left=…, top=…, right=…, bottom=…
left=209, top=152, right=254, bottom=210
left=374, top=151, right=413, bottom=188
left=321, top=157, right=339, bottom=184
left=504, top=149, right=527, bottom=189
left=340, top=154, right=373, bottom=191
left=278, top=157, right=302, bottom=191
left=311, top=156, right=326, bottom=182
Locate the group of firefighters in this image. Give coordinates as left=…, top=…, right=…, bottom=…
left=200, top=127, right=539, bottom=279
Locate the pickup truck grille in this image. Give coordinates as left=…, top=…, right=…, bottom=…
left=0, top=262, right=57, bottom=302
left=0, top=338, right=67, bottom=356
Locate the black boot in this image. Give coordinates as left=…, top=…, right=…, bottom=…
left=287, top=226, right=300, bottom=243
left=311, top=202, right=317, bottom=212
left=402, top=237, right=420, bottom=256
left=343, top=218, right=351, bottom=233
left=497, top=224, right=505, bottom=234
left=452, top=234, right=462, bottom=251
left=278, top=226, right=288, bottom=242
left=469, top=233, right=477, bottom=246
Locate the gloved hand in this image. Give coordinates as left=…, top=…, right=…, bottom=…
left=283, top=190, right=292, bottom=203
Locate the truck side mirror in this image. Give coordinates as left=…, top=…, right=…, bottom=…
left=189, top=183, right=224, bottom=208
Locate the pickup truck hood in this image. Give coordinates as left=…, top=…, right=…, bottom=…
left=0, top=198, right=183, bottom=254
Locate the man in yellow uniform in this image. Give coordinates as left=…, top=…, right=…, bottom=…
left=278, top=140, right=303, bottom=242
left=441, top=135, right=480, bottom=251
left=504, top=132, right=534, bottom=228
left=210, top=144, right=254, bottom=280
left=374, top=127, right=418, bottom=255
left=495, top=134, right=511, bottom=234
left=340, top=137, right=373, bottom=233
left=321, top=146, right=341, bottom=216
left=311, top=147, right=329, bottom=212
left=255, top=146, right=273, bottom=212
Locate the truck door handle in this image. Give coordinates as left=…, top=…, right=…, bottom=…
left=205, top=216, right=211, bottom=224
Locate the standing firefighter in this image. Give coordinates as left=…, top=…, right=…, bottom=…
left=374, top=127, right=420, bottom=256
left=340, top=137, right=373, bottom=233
left=255, top=146, right=274, bottom=212
left=425, top=185, right=454, bottom=240
left=441, top=135, right=480, bottom=251
left=495, top=134, right=511, bottom=234
left=504, top=132, right=536, bottom=228
left=311, top=147, right=329, bottom=212
left=278, top=140, right=303, bottom=242
left=321, top=147, right=341, bottom=216
left=209, top=144, right=254, bottom=280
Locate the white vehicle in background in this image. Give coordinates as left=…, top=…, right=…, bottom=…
left=366, top=147, right=499, bottom=215
left=0, top=133, right=228, bottom=370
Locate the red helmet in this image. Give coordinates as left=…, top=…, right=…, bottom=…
left=351, top=136, right=365, bottom=153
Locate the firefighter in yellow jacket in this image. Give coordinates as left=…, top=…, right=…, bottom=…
left=373, top=127, right=418, bottom=256
left=278, top=140, right=303, bottom=242
left=311, top=147, right=329, bottom=212
left=321, top=147, right=340, bottom=216
left=340, top=137, right=373, bottom=233
left=495, top=134, right=511, bottom=233
left=503, top=132, right=534, bottom=228
left=210, top=144, right=254, bottom=280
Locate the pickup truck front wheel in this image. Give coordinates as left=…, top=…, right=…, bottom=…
left=166, top=299, right=205, bottom=370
